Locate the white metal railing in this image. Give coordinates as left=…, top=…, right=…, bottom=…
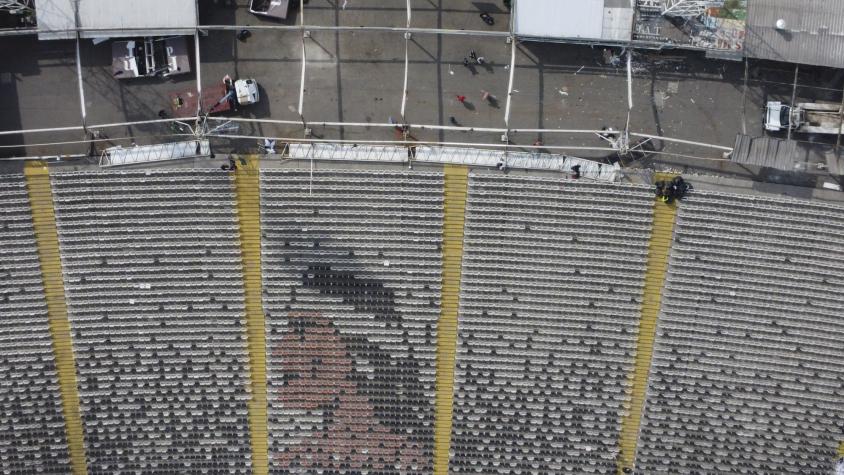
left=288, top=143, right=407, bottom=163
left=99, top=140, right=210, bottom=167
left=287, top=143, right=621, bottom=181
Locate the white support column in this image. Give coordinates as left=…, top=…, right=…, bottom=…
left=298, top=40, right=306, bottom=117
left=298, top=0, right=307, bottom=124
left=194, top=32, right=203, bottom=117
left=399, top=54, right=409, bottom=121
left=74, top=37, right=87, bottom=129
left=400, top=37, right=410, bottom=120
left=625, top=48, right=633, bottom=144
left=399, top=0, right=411, bottom=121
left=503, top=37, right=517, bottom=138
left=71, top=0, right=86, bottom=132
left=626, top=49, right=633, bottom=111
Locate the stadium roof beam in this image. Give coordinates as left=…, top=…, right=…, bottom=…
left=206, top=117, right=616, bottom=135
left=204, top=117, right=735, bottom=151
left=0, top=118, right=199, bottom=137
left=0, top=115, right=734, bottom=155
left=0, top=23, right=512, bottom=37
left=201, top=24, right=510, bottom=37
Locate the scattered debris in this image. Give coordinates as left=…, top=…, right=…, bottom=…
left=602, top=49, right=622, bottom=67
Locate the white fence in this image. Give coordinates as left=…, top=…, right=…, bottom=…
left=287, top=143, right=621, bottom=182
left=99, top=140, right=211, bottom=167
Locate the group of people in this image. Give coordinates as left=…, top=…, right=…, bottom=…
left=654, top=176, right=690, bottom=203
left=464, top=49, right=486, bottom=67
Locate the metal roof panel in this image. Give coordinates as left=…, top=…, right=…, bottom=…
left=745, top=0, right=844, bottom=68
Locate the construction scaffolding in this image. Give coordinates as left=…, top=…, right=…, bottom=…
left=662, top=0, right=724, bottom=18
left=0, top=0, right=31, bottom=14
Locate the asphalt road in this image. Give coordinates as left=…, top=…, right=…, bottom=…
left=3, top=0, right=844, bottom=165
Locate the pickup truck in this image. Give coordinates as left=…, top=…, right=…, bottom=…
left=765, top=100, right=843, bottom=135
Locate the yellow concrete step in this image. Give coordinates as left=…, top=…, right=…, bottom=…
left=434, top=165, right=469, bottom=475
left=616, top=188, right=679, bottom=475
left=24, top=162, right=88, bottom=475
left=233, top=156, right=269, bottom=475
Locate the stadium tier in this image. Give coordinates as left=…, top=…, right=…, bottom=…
left=637, top=191, right=844, bottom=474
left=50, top=170, right=252, bottom=472
left=451, top=173, right=654, bottom=473
left=261, top=170, right=443, bottom=473
left=0, top=164, right=842, bottom=474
